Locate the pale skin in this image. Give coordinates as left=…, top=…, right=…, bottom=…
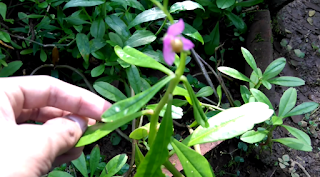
left=0, top=76, right=111, bottom=177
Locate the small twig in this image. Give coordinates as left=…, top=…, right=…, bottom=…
left=201, top=96, right=217, bottom=105
left=187, top=125, right=201, bottom=154
left=202, top=103, right=224, bottom=111
left=172, top=120, right=185, bottom=127
left=269, top=169, right=276, bottom=177
left=290, top=159, right=311, bottom=177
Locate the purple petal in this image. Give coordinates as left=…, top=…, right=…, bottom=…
left=167, top=19, right=184, bottom=36
left=181, top=37, right=194, bottom=50
left=163, top=38, right=175, bottom=65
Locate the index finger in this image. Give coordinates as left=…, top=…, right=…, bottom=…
left=0, top=76, right=111, bottom=121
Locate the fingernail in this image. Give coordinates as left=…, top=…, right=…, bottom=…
left=64, top=114, right=87, bottom=132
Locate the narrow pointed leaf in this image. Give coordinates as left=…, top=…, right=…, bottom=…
left=102, top=76, right=173, bottom=122
left=64, top=0, right=104, bottom=9
left=284, top=102, right=319, bottom=118
left=91, top=17, right=105, bottom=39
left=171, top=138, right=215, bottom=177
left=93, top=81, right=127, bottom=102
left=184, top=22, right=204, bottom=45
left=111, top=0, right=145, bottom=11
left=105, top=15, right=130, bottom=38
left=48, top=171, right=74, bottom=177
left=240, top=130, right=268, bottom=143
left=218, top=66, right=251, bottom=83
left=273, top=138, right=312, bottom=151
left=170, top=1, right=205, bottom=13
left=268, top=76, right=305, bottom=87
left=241, top=47, right=258, bottom=76
left=103, top=154, right=128, bottom=177
left=240, top=85, right=251, bottom=103
left=278, top=88, right=297, bottom=118
left=128, top=7, right=166, bottom=29
left=261, top=80, right=272, bottom=90
left=263, top=57, right=286, bottom=80
left=216, top=0, right=235, bottom=9
left=0, top=61, right=23, bottom=77
left=125, top=30, right=156, bottom=48
left=205, top=22, right=219, bottom=55
left=225, top=11, right=247, bottom=33
left=76, top=33, right=90, bottom=63
left=115, top=46, right=173, bottom=75
left=71, top=153, right=88, bottom=177
left=90, top=145, right=100, bottom=177
left=250, top=88, right=273, bottom=110
left=183, top=102, right=273, bottom=146
left=126, top=65, right=141, bottom=94
left=196, top=86, right=214, bottom=97
left=281, top=125, right=311, bottom=145
left=217, top=85, right=222, bottom=104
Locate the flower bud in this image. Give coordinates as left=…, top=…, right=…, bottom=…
left=171, top=38, right=183, bottom=53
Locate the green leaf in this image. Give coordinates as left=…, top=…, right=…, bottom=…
left=105, top=15, right=130, bottom=38
left=90, top=145, right=100, bottom=177
left=129, top=126, right=149, bottom=140
left=146, top=104, right=183, bottom=119
left=125, top=30, right=156, bottom=48
left=76, top=33, right=90, bottom=64
left=102, top=76, right=173, bottom=122
left=240, top=130, right=267, bottom=143
left=27, top=14, right=44, bottom=19
left=90, top=38, right=107, bottom=53
left=40, top=49, right=47, bottom=62
left=268, top=76, right=305, bottom=87
left=271, top=116, right=283, bottom=125
left=235, top=0, right=263, bottom=7
left=91, top=64, right=105, bottom=77
left=103, top=154, right=128, bottom=177
left=0, top=2, right=7, bottom=20
left=115, top=46, right=173, bottom=75
left=0, top=61, right=22, bottom=77
left=48, top=171, right=74, bottom=177
left=284, top=102, right=319, bottom=118
left=263, top=57, right=286, bottom=80
left=250, top=88, right=273, bottom=110
left=71, top=153, right=88, bottom=177
left=278, top=88, right=297, bottom=118
left=126, top=65, right=141, bottom=94
left=111, top=0, right=145, bottom=11
left=217, top=85, right=222, bottom=104
left=183, top=102, right=273, bottom=146
left=225, top=11, right=247, bottom=34
left=261, top=80, right=272, bottom=90
left=38, top=1, right=48, bottom=8
left=135, top=96, right=173, bottom=177
left=93, top=81, right=127, bottom=102
left=135, top=144, right=145, bottom=168
left=64, top=16, right=90, bottom=25
left=77, top=111, right=145, bottom=146
left=170, top=1, right=205, bottom=13
left=128, top=7, right=166, bottom=29
left=216, top=0, right=235, bottom=9
left=240, top=85, right=250, bottom=103
left=218, top=66, right=251, bottom=83
left=273, top=138, right=312, bottom=152
left=171, top=138, right=215, bottom=177
left=91, top=17, right=105, bottom=39
left=294, top=49, right=305, bottom=58
left=196, top=86, right=214, bottom=97
left=20, top=49, right=33, bottom=55
left=109, top=32, right=123, bottom=47
left=241, top=47, right=258, bottom=76
left=205, top=22, right=219, bottom=55
left=184, top=22, right=204, bottom=45
left=0, top=31, right=11, bottom=42
left=64, top=0, right=105, bottom=9
left=281, top=125, right=311, bottom=145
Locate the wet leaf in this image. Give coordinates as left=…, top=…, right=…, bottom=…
left=170, top=1, right=205, bottom=13
left=184, top=22, right=204, bottom=45
left=128, top=7, right=166, bottom=29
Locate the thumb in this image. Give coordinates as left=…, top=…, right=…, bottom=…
left=43, top=115, right=88, bottom=157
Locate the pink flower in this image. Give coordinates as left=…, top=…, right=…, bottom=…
left=163, top=19, right=194, bottom=65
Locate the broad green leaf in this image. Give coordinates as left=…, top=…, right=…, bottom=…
left=135, top=97, right=173, bottom=177
left=93, top=81, right=127, bottom=102
left=183, top=102, right=273, bottom=146
left=38, top=1, right=48, bottom=8
left=218, top=66, right=251, bottom=83
left=216, top=0, right=235, bottom=9
left=225, top=11, right=247, bottom=34
left=0, top=31, right=11, bottom=42
left=281, top=125, right=311, bottom=145
left=271, top=116, right=283, bottom=125
left=273, top=138, right=312, bottom=152
left=64, top=16, right=90, bottom=25
left=268, top=76, right=305, bottom=87
left=77, top=111, right=146, bottom=146
left=195, top=0, right=214, bottom=6
left=129, top=126, right=148, bottom=140
left=171, top=138, right=215, bottom=177
left=135, top=144, right=145, bottom=168
left=109, top=32, right=123, bottom=47
left=91, top=64, right=105, bottom=77
left=196, top=86, right=214, bottom=97
left=250, top=88, right=273, bottom=110
left=0, top=61, right=23, bottom=77
left=103, top=154, right=128, bottom=177
left=102, top=76, right=173, bottom=122
left=90, top=145, right=100, bottom=177
left=125, top=30, right=156, bottom=48
left=71, top=153, right=88, bottom=177
left=184, top=22, right=204, bottom=44
left=249, top=71, right=259, bottom=89
left=128, top=7, right=166, bottom=29
left=91, top=17, right=105, bottom=39
left=241, top=47, right=258, bottom=76
left=240, top=130, right=267, bottom=143
left=76, top=33, right=90, bottom=63
left=27, top=14, right=44, bottom=18
left=105, top=15, right=130, bottom=38
left=240, top=85, right=250, bottom=103
left=48, top=171, right=74, bottom=177
left=284, top=102, right=319, bottom=118
left=40, top=49, right=47, bottom=62
left=263, top=57, right=286, bottom=80
left=170, top=1, right=205, bottom=13
left=115, top=46, right=173, bottom=75
left=126, top=65, right=141, bottom=94
left=111, top=0, right=145, bottom=11
left=64, top=0, right=104, bottom=9
left=278, top=88, right=297, bottom=118
left=205, top=22, right=219, bottom=55
left=90, top=38, right=107, bottom=53
left=261, top=80, right=272, bottom=90
left=20, top=49, right=33, bottom=55
left=0, top=2, right=7, bottom=20
left=235, top=0, right=263, bottom=7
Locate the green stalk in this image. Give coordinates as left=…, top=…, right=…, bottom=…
left=148, top=52, right=187, bottom=146
left=82, top=7, right=92, bottom=23
left=151, top=0, right=174, bottom=24
left=155, top=18, right=167, bottom=36
left=163, top=160, right=185, bottom=177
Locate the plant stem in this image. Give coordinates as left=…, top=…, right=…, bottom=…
left=155, top=18, right=167, bottom=36
left=201, top=103, right=225, bottom=111
left=151, top=0, right=174, bottom=24
left=148, top=52, right=187, bottom=146
left=163, top=160, right=185, bottom=177
left=82, top=7, right=92, bottom=23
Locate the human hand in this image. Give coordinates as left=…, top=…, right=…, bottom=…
left=0, top=76, right=111, bottom=177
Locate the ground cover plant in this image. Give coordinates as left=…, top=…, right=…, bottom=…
left=0, top=0, right=318, bottom=176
